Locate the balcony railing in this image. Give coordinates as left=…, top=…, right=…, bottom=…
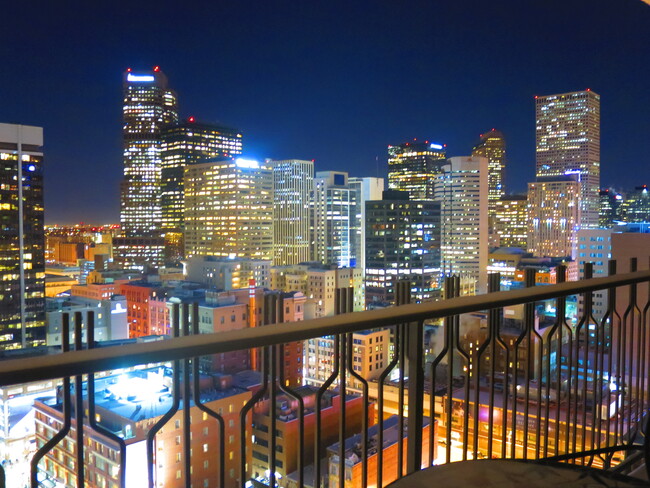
left=0, top=260, right=649, bottom=488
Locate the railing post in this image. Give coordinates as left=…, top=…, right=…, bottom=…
left=406, top=281, right=424, bottom=474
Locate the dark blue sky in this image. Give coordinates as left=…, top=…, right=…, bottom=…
left=1, top=0, right=649, bottom=223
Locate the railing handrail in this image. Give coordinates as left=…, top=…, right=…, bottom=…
left=1, top=269, right=649, bottom=386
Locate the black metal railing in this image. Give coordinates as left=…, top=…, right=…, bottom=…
left=0, top=260, right=648, bottom=488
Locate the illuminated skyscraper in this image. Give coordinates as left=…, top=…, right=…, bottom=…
left=270, top=159, right=314, bottom=266
left=535, top=90, right=600, bottom=228
left=621, top=185, right=650, bottom=223
left=472, top=129, right=506, bottom=209
left=184, top=158, right=273, bottom=260
left=161, top=119, right=242, bottom=261
left=365, top=191, right=441, bottom=304
left=387, top=141, right=446, bottom=200
left=433, top=156, right=488, bottom=295
left=120, top=67, right=178, bottom=237
left=0, top=123, right=45, bottom=349
left=312, top=171, right=357, bottom=268
left=493, top=195, right=528, bottom=249
left=349, top=176, right=384, bottom=274
left=527, top=175, right=581, bottom=258
left=599, top=188, right=622, bottom=227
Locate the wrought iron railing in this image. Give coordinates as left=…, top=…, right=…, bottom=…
left=0, top=260, right=648, bottom=488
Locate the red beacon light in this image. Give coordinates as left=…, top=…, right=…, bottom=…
left=188, top=116, right=195, bottom=123
left=153, top=66, right=160, bottom=72
left=126, top=67, right=132, bottom=72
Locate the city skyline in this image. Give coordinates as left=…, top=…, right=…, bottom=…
left=1, top=0, right=649, bottom=223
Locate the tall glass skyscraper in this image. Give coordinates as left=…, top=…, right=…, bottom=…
left=184, top=158, right=273, bottom=260
left=535, top=90, right=600, bottom=228
left=0, top=123, right=45, bottom=349
left=270, top=159, right=314, bottom=266
left=472, top=129, right=506, bottom=208
left=161, top=119, right=242, bottom=261
left=120, top=67, right=178, bottom=237
left=387, top=140, right=446, bottom=200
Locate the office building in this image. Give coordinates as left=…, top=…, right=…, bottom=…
left=250, top=387, right=366, bottom=487
left=575, top=228, right=613, bottom=323
left=304, top=328, right=390, bottom=391
left=492, top=195, right=528, bottom=249
left=348, top=177, right=384, bottom=274
left=527, top=175, right=581, bottom=258
left=387, top=140, right=446, bottom=200
left=312, top=171, right=357, bottom=268
left=45, top=295, right=128, bottom=346
left=270, top=263, right=364, bottom=318
left=365, top=191, right=442, bottom=304
left=0, top=123, right=46, bottom=350
left=433, top=156, right=488, bottom=295
left=535, top=90, right=600, bottom=228
left=472, top=129, right=506, bottom=208
left=185, top=255, right=271, bottom=290
left=599, top=189, right=623, bottom=227
left=620, top=185, right=650, bottom=223
left=184, top=158, right=273, bottom=260
left=161, top=119, right=242, bottom=261
left=120, top=67, right=178, bottom=237
left=270, top=159, right=314, bottom=266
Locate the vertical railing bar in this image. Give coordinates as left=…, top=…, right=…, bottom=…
left=510, top=270, right=531, bottom=459
left=564, top=276, right=575, bottom=463
left=494, top=287, right=510, bottom=460
left=240, top=345, right=269, bottom=488
left=338, top=289, right=347, bottom=488
left=445, top=277, right=456, bottom=464
left=452, top=279, right=471, bottom=462
left=521, top=269, right=535, bottom=461
left=621, top=258, right=637, bottom=446
left=269, top=295, right=278, bottom=488
left=190, top=302, right=225, bottom=488
left=605, top=260, right=618, bottom=465
left=73, top=311, right=84, bottom=488
left=553, top=265, right=567, bottom=457
left=641, top=257, right=650, bottom=424
left=30, top=313, right=72, bottom=488
left=87, top=310, right=127, bottom=487
left=396, top=282, right=407, bottom=477
left=182, top=304, right=192, bottom=488
left=146, top=303, right=181, bottom=488
left=633, top=261, right=644, bottom=430
left=486, top=273, right=501, bottom=459
left=406, top=277, right=424, bottom=476
left=378, top=318, right=401, bottom=487
left=580, top=263, right=593, bottom=465
left=345, top=318, right=369, bottom=485
left=594, top=264, right=612, bottom=466
left=427, top=281, right=451, bottom=467
left=473, top=274, right=494, bottom=460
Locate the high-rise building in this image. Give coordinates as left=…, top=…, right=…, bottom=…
left=575, top=228, right=613, bottom=323
left=535, top=90, right=600, bottom=228
left=434, top=156, right=488, bottom=295
left=270, top=160, right=314, bottom=266
left=527, top=175, right=581, bottom=258
left=312, top=171, right=357, bottom=268
left=120, top=67, right=178, bottom=237
left=348, top=177, right=384, bottom=274
left=620, top=185, right=650, bottom=223
left=0, top=123, right=46, bottom=349
left=184, top=158, right=273, bottom=260
left=472, top=129, right=506, bottom=208
left=599, top=188, right=623, bottom=227
left=365, top=190, right=441, bottom=304
left=493, top=195, right=528, bottom=249
left=387, top=140, right=446, bottom=200
left=161, top=119, right=243, bottom=261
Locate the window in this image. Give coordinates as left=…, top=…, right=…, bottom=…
left=203, top=443, right=208, bottom=452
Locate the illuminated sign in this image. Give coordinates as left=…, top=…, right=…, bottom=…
left=127, top=73, right=155, bottom=82
left=430, top=143, right=444, bottom=150
left=235, top=158, right=260, bottom=169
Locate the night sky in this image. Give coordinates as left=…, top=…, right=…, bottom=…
left=1, top=0, right=649, bottom=224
